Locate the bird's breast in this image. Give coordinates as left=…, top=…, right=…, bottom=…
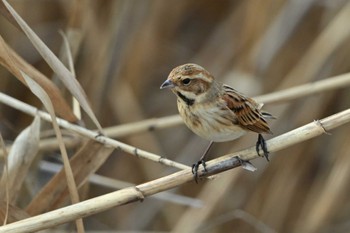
left=177, top=100, right=246, bottom=142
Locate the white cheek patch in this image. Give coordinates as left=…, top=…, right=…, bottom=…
left=178, top=90, right=197, bottom=99
left=179, top=90, right=208, bottom=103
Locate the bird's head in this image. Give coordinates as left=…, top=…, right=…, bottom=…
left=160, top=64, right=215, bottom=103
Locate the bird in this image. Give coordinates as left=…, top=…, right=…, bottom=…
left=160, top=63, right=274, bottom=180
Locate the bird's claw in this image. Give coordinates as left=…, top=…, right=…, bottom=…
left=256, top=134, right=270, bottom=161
left=192, top=159, right=207, bottom=183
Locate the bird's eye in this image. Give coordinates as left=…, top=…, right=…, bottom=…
left=182, top=78, right=191, bottom=85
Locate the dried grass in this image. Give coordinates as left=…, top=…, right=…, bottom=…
left=1, top=0, right=350, bottom=232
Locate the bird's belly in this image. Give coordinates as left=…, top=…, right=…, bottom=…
left=178, top=103, right=246, bottom=142
left=192, top=123, right=246, bottom=142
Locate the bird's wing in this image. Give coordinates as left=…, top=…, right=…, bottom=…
left=222, top=85, right=272, bottom=134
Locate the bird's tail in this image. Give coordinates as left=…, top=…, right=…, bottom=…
left=262, top=111, right=276, bottom=119
left=257, top=103, right=276, bottom=119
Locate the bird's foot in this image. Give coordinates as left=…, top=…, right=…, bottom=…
left=256, top=134, right=270, bottom=161
left=192, top=159, right=207, bottom=183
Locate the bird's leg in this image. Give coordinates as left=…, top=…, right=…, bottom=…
left=256, top=134, right=269, bottom=161
left=192, top=141, right=213, bottom=183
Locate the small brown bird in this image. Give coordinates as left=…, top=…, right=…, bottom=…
left=160, top=63, right=273, bottom=178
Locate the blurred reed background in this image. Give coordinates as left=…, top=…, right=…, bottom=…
left=1, top=0, right=350, bottom=232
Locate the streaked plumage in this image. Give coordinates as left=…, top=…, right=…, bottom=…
left=160, top=64, right=273, bottom=178
left=160, top=63, right=273, bottom=142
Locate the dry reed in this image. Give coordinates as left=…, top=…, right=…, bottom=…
left=1, top=1, right=350, bottom=233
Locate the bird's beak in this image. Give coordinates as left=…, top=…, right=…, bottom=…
left=160, top=79, right=175, bottom=89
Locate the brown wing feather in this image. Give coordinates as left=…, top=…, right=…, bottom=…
left=222, top=85, right=272, bottom=134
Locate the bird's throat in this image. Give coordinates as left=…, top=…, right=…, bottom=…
left=176, top=91, right=195, bottom=106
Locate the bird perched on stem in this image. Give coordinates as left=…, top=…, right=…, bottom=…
left=160, top=63, right=274, bottom=181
